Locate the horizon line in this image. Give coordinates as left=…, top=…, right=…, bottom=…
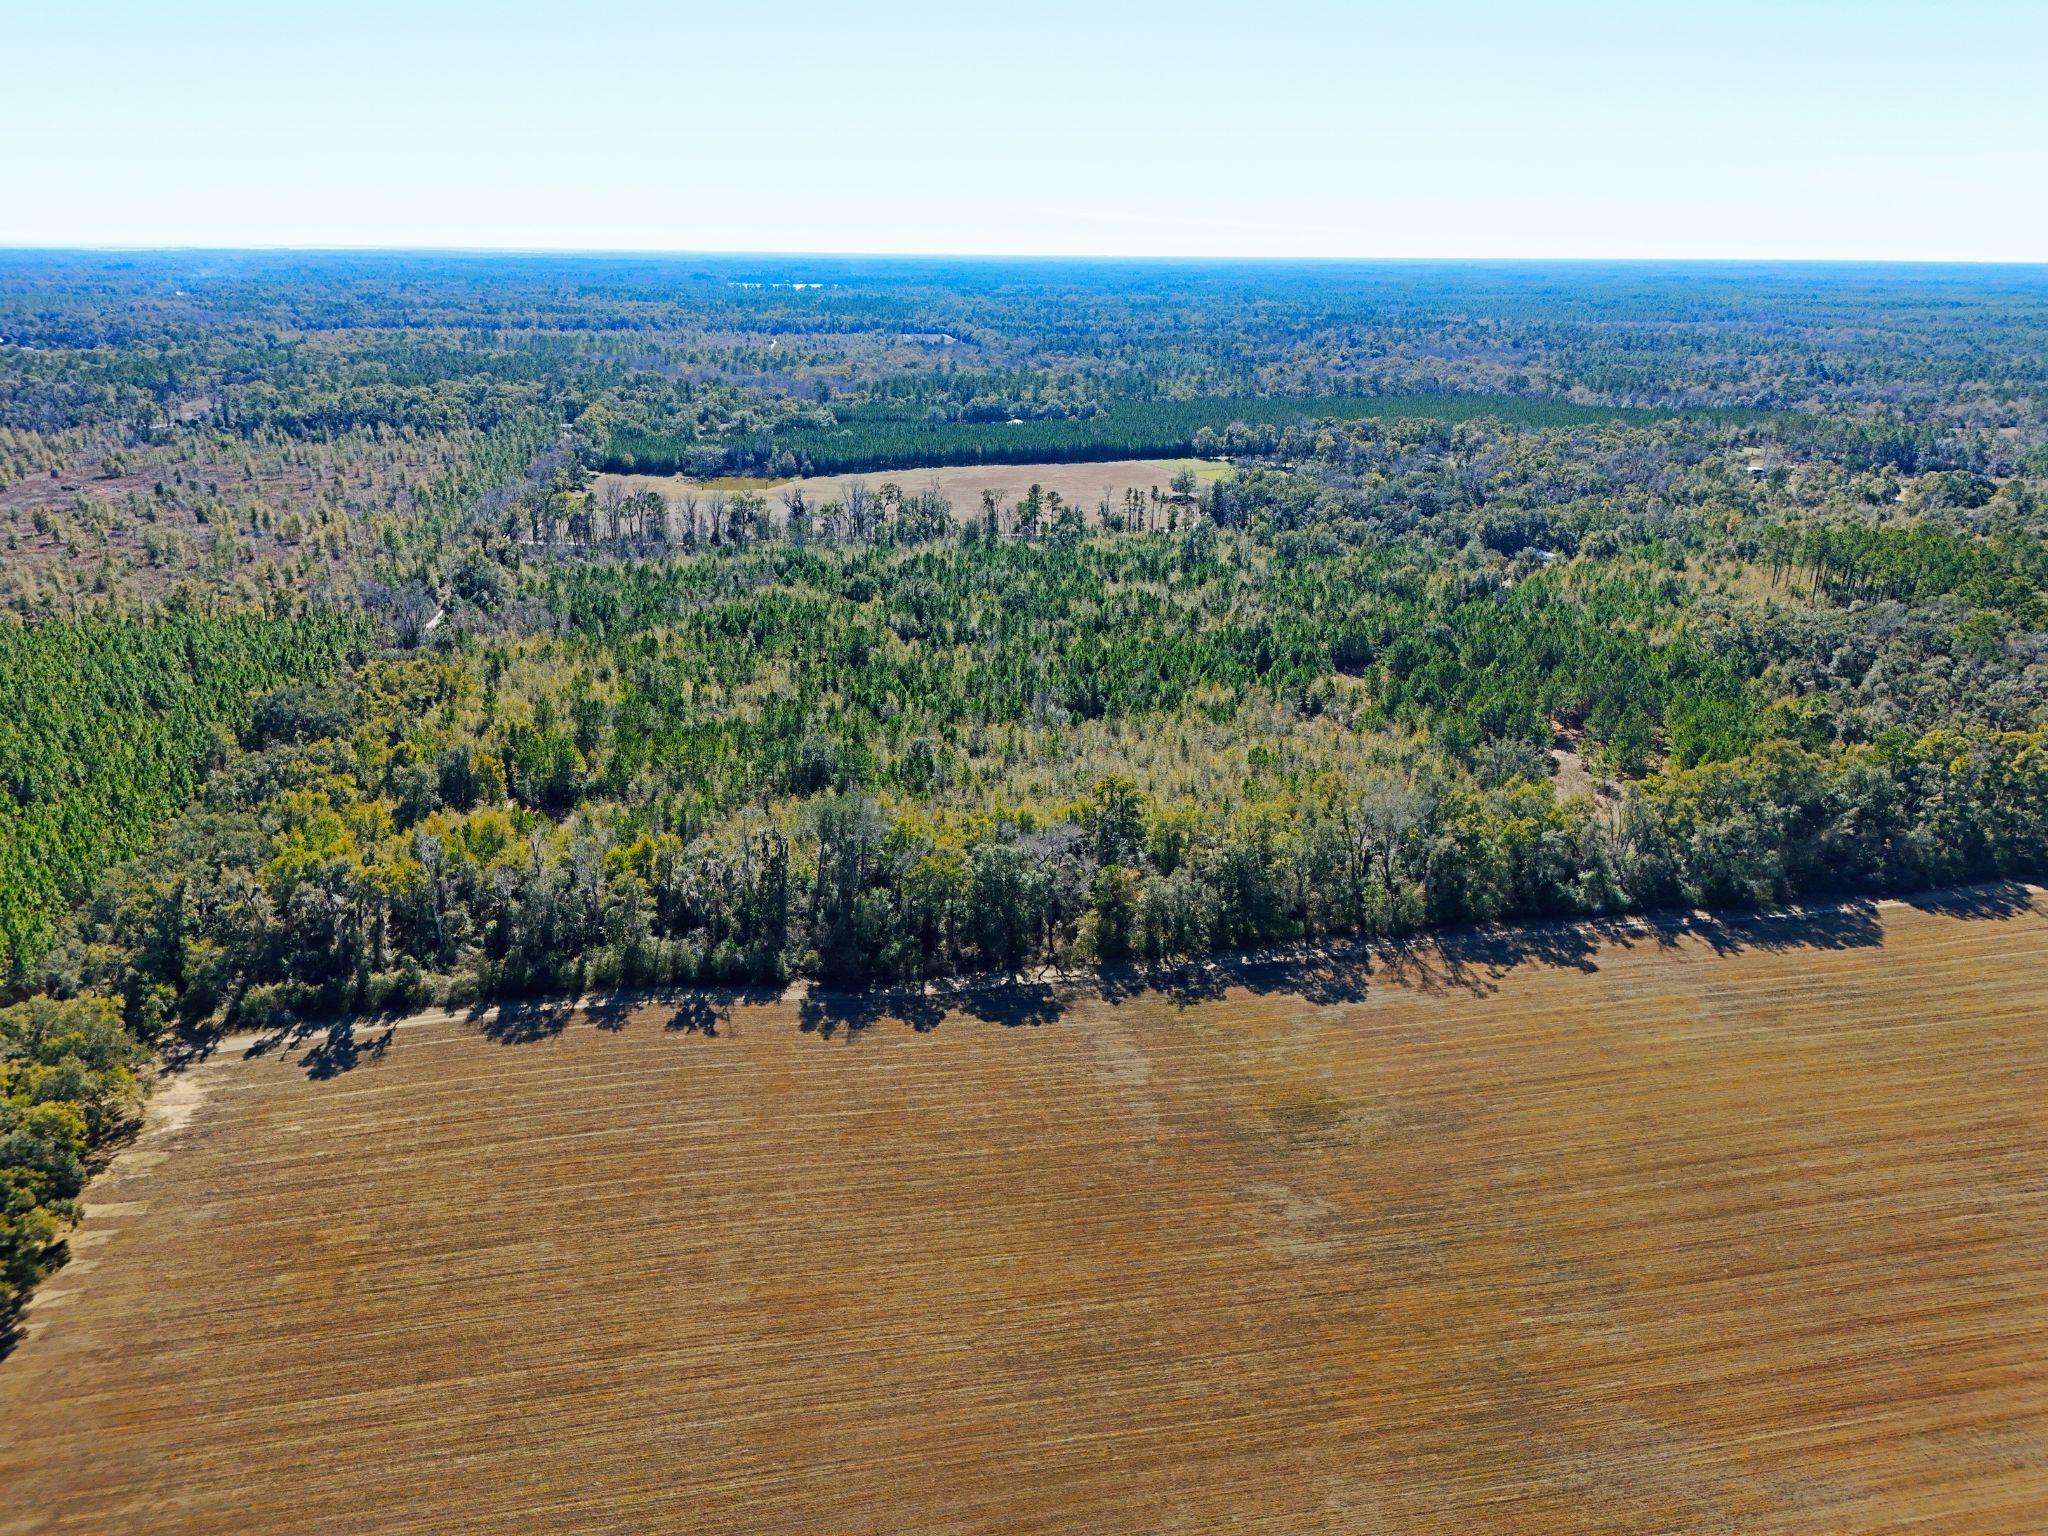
left=3, top=243, right=2047, bottom=270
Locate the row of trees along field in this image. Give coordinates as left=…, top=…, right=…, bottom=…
left=596, top=393, right=1772, bottom=478
left=0, top=612, right=363, bottom=1314
left=1, top=996, right=146, bottom=1310
left=37, top=653, right=2048, bottom=1033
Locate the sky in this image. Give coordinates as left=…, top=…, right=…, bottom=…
left=3, top=0, right=2044, bottom=261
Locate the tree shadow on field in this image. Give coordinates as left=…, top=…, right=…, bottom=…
left=1118, top=946, right=1377, bottom=1010
left=1685, top=900, right=1884, bottom=958
left=1374, top=937, right=1498, bottom=1000
left=587, top=994, right=634, bottom=1033
left=478, top=995, right=575, bottom=1044
left=1158, top=897, right=1891, bottom=1009
left=1149, top=960, right=1230, bottom=1008
left=235, top=1016, right=329, bottom=1064
left=1904, top=879, right=2038, bottom=923
left=1449, top=920, right=1603, bottom=976
left=299, top=1021, right=396, bottom=1079
left=1369, top=919, right=1605, bottom=1000
left=665, top=993, right=725, bottom=1037
left=799, top=987, right=947, bottom=1039
left=0, top=1285, right=36, bottom=1363
left=957, top=982, right=1062, bottom=1029
left=378, top=882, right=2007, bottom=1060
left=169, top=1026, right=242, bottom=1071
left=1092, top=964, right=1153, bottom=1006
left=664, top=985, right=779, bottom=1038
left=1230, top=946, right=1377, bottom=1006
left=468, top=985, right=784, bottom=1044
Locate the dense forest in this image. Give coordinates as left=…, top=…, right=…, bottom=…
left=1, top=253, right=2046, bottom=1315
left=0, top=612, right=368, bottom=981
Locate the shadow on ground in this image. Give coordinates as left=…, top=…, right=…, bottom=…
left=1685, top=900, right=1885, bottom=959
left=297, top=1021, right=397, bottom=1079
left=659, top=986, right=781, bottom=1037
left=196, top=881, right=2033, bottom=1066
left=477, top=995, right=577, bottom=1045
left=0, top=1292, right=30, bottom=1363
left=477, top=985, right=785, bottom=1045
left=799, top=987, right=945, bottom=1038
left=786, top=888, right=1906, bottom=1033
left=1904, top=879, right=2037, bottom=922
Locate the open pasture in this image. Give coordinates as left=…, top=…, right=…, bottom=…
left=5, top=889, right=2047, bottom=1534
left=591, top=455, right=1227, bottom=523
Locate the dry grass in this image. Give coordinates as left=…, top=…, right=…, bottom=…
left=5, top=889, right=2048, bottom=1534
left=593, top=456, right=1228, bottom=521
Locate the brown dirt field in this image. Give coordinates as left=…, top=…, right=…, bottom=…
left=6, top=889, right=2048, bottom=1534
left=593, top=456, right=1228, bottom=520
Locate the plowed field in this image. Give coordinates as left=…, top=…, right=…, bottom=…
left=6, top=889, right=2046, bottom=1534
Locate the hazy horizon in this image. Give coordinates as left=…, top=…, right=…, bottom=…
left=6, top=247, right=2048, bottom=271
left=5, top=0, right=2043, bottom=263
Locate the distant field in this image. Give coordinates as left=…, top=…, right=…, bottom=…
left=6, top=889, right=2047, bottom=1534
left=593, top=455, right=1229, bottom=520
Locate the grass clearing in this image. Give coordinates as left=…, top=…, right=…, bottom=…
left=592, top=456, right=1229, bottom=520
left=4, top=889, right=2047, bottom=1533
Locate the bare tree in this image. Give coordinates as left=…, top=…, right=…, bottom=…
left=597, top=480, right=626, bottom=543
left=844, top=481, right=873, bottom=543
left=368, top=579, right=440, bottom=649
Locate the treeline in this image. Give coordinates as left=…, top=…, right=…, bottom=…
left=1, top=996, right=146, bottom=1316
left=0, top=611, right=369, bottom=984
left=12, top=679, right=2040, bottom=1312
left=40, top=670, right=2048, bottom=1027
left=1763, top=521, right=2048, bottom=623
left=598, top=393, right=1770, bottom=478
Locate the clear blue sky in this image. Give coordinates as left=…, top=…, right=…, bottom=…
left=3, top=0, right=2043, bottom=259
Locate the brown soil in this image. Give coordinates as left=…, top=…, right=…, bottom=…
left=5, top=889, right=2047, bottom=1534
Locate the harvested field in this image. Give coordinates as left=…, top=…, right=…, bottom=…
left=592, top=455, right=1228, bottom=522
left=6, top=888, right=2048, bottom=1534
